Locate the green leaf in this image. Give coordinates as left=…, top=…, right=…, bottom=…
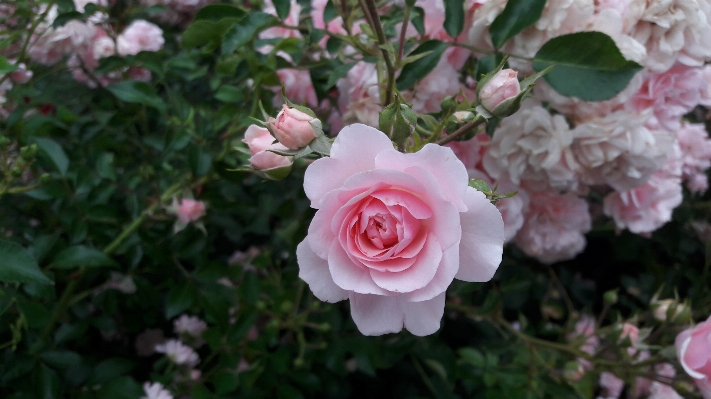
left=0, top=240, right=52, bottom=285
left=106, top=81, right=167, bottom=112
left=222, top=12, right=275, bottom=55
left=96, top=376, right=143, bottom=399
left=52, top=246, right=118, bottom=269
left=273, top=0, right=290, bottom=19
left=411, top=7, right=425, bottom=36
left=189, top=147, right=212, bottom=177
left=532, top=31, right=643, bottom=101
left=443, top=0, right=464, bottom=39
left=52, top=11, right=83, bottom=28
left=0, top=56, right=18, bottom=74
left=323, top=0, right=338, bottom=23
left=193, top=4, right=246, bottom=21
left=166, top=282, right=197, bottom=318
left=35, top=138, right=69, bottom=176
left=489, top=0, right=546, bottom=48
left=96, top=152, right=116, bottom=181
left=396, top=40, right=449, bottom=91
left=475, top=53, right=506, bottom=79
left=325, top=62, right=357, bottom=89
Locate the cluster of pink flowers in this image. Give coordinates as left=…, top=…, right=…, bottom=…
left=140, top=0, right=214, bottom=27
left=258, top=0, right=711, bottom=264
left=23, top=1, right=164, bottom=88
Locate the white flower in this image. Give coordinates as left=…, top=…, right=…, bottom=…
left=141, top=382, right=173, bottom=399
left=571, top=110, right=672, bottom=191
left=482, top=100, right=580, bottom=192
left=155, top=339, right=199, bottom=367
left=173, top=315, right=207, bottom=338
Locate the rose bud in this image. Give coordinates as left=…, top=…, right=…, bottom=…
left=478, top=69, right=520, bottom=113
left=242, top=125, right=293, bottom=180
left=268, top=104, right=319, bottom=150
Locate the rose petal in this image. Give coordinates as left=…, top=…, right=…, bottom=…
left=403, top=291, right=446, bottom=336
left=329, top=240, right=390, bottom=295
left=403, top=166, right=462, bottom=250
left=370, top=189, right=433, bottom=219
left=304, top=124, right=393, bottom=207
left=456, top=187, right=504, bottom=282
left=375, top=144, right=469, bottom=212
left=349, top=292, right=404, bottom=335
left=297, top=240, right=348, bottom=303
left=369, top=233, right=442, bottom=293
left=407, top=243, right=459, bottom=302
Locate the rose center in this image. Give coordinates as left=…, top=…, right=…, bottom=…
left=365, top=213, right=399, bottom=249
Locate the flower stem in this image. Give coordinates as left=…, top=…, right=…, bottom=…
left=435, top=117, right=486, bottom=145
left=361, top=0, right=396, bottom=106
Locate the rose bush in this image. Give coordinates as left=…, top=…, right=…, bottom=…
left=297, top=124, right=504, bottom=335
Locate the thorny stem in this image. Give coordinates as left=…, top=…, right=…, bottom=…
left=435, top=117, right=486, bottom=145
left=361, top=0, right=396, bottom=106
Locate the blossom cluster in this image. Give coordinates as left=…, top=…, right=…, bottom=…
left=260, top=0, right=711, bottom=264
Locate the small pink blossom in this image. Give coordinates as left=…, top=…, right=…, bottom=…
left=603, top=173, right=682, bottom=235
left=117, top=20, right=164, bottom=56
left=599, top=372, right=625, bottom=399
left=676, top=315, right=711, bottom=399
left=514, top=191, right=591, bottom=264
left=171, top=198, right=206, bottom=225
left=297, top=124, right=504, bottom=336
left=626, top=64, right=711, bottom=131
left=337, top=61, right=381, bottom=127
left=276, top=69, right=318, bottom=108
left=567, top=315, right=599, bottom=371
left=677, top=123, right=711, bottom=194
left=141, top=382, right=173, bottom=399
left=478, top=69, right=520, bottom=112
left=268, top=105, right=318, bottom=150
left=155, top=339, right=200, bottom=367
left=173, top=315, right=207, bottom=338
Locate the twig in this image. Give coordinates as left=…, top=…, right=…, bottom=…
left=435, top=117, right=486, bottom=145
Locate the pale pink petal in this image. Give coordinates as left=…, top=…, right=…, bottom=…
left=402, top=166, right=463, bottom=251
left=303, top=124, right=394, bottom=207
left=307, top=190, right=345, bottom=259
left=369, top=189, right=433, bottom=219
left=404, top=291, right=446, bottom=336
left=349, top=293, right=404, bottom=335
left=456, top=187, right=504, bottom=282
left=328, top=240, right=390, bottom=295
left=297, top=240, right=348, bottom=303
left=375, top=144, right=469, bottom=211
left=369, top=233, right=442, bottom=293
left=407, top=242, right=459, bottom=302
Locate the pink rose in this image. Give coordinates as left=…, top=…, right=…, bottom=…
left=478, top=69, right=520, bottom=112
left=268, top=105, right=318, bottom=150
left=116, top=20, right=164, bottom=56
left=676, top=316, right=711, bottom=399
left=297, top=124, right=504, bottom=336
left=242, top=125, right=293, bottom=172
left=172, top=198, right=206, bottom=225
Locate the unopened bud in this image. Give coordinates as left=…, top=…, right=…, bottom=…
left=11, top=167, right=23, bottom=177
left=20, top=144, right=38, bottom=161
left=280, top=300, right=293, bottom=313
left=379, top=98, right=417, bottom=148
left=0, top=136, right=10, bottom=147
left=293, top=358, right=304, bottom=368
left=651, top=299, right=688, bottom=323
left=603, top=289, right=618, bottom=305
left=40, top=173, right=51, bottom=183
left=318, top=323, right=331, bottom=332
left=255, top=300, right=267, bottom=310
left=562, top=361, right=585, bottom=382
left=440, top=96, right=457, bottom=114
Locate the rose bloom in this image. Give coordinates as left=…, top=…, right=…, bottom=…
left=268, top=105, right=317, bottom=150
left=478, top=68, right=520, bottom=112
left=297, top=124, right=504, bottom=336
left=172, top=198, right=206, bottom=225
left=117, top=20, right=164, bottom=56
left=141, top=382, right=173, bottom=399
left=676, top=316, right=711, bottom=399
